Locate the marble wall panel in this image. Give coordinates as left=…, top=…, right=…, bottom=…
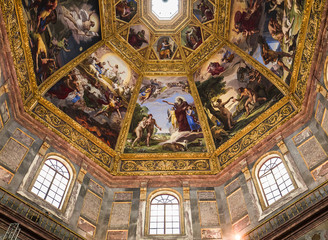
left=0, top=166, right=13, bottom=184
left=198, top=191, right=216, bottom=201
left=321, top=109, right=328, bottom=136
left=12, top=129, right=34, bottom=147
left=107, top=230, right=128, bottom=240
left=227, top=189, right=248, bottom=224
left=88, top=179, right=104, bottom=197
left=77, top=217, right=96, bottom=239
left=114, top=192, right=133, bottom=202
left=109, top=202, right=132, bottom=230
left=311, top=160, right=328, bottom=180
left=201, top=228, right=222, bottom=239
left=80, top=190, right=102, bottom=224
left=315, top=100, right=325, bottom=123
left=0, top=101, right=9, bottom=124
left=224, top=179, right=240, bottom=196
left=297, top=137, right=328, bottom=169
left=0, top=138, right=28, bottom=171
left=198, top=201, right=220, bottom=228
left=293, top=128, right=313, bottom=146
left=232, top=215, right=250, bottom=233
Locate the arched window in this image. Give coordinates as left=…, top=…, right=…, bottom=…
left=149, top=194, right=181, bottom=235
left=258, top=156, right=294, bottom=205
left=31, top=158, right=71, bottom=209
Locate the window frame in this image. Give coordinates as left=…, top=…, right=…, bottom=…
left=145, top=189, right=184, bottom=236
left=252, top=152, right=297, bottom=209
left=29, top=154, right=75, bottom=211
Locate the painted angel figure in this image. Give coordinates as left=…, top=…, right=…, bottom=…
left=105, top=62, right=125, bottom=84
left=167, top=107, right=178, bottom=131
left=61, top=5, right=99, bottom=44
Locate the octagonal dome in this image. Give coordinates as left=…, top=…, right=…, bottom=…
left=141, top=0, right=190, bottom=33
left=1, top=0, right=322, bottom=176
left=151, top=0, right=180, bottom=20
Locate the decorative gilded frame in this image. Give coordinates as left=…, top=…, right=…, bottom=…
left=0, top=0, right=325, bottom=176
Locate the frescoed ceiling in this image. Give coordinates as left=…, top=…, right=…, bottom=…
left=0, top=0, right=324, bottom=176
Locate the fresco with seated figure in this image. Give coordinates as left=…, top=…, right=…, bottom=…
left=45, top=45, right=138, bottom=149
left=124, top=76, right=206, bottom=153
left=21, top=0, right=101, bottom=85
left=153, top=37, right=177, bottom=60
left=229, top=0, right=305, bottom=84
left=115, top=0, right=137, bottom=23
left=128, top=24, right=150, bottom=50
left=193, top=0, right=215, bottom=24
left=194, top=47, right=284, bottom=148
left=181, top=25, right=203, bottom=51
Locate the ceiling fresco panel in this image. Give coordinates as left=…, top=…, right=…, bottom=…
left=152, top=36, right=178, bottom=60
left=45, top=45, right=138, bottom=150
left=0, top=0, right=325, bottom=175
left=181, top=25, right=203, bottom=51
left=124, top=76, right=207, bottom=154
left=193, top=0, right=215, bottom=24
left=21, top=0, right=102, bottom=85
left=115, top=0, right=137, bottom=23
left=128, top=24, right=150, bottom=50
left=228, top=0, right=306, bottom=85
left=193, top=46, right=284, bottom=148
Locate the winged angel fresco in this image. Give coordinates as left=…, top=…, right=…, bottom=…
left=60, top=5, right=99, bottom=44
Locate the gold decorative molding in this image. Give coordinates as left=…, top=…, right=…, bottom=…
left=294, top=0, right=325, bottom=99
left=0, top=0, right=323, bottom=176
left=217, top=101, right=296, bottom=168
left=188, top=37, right=222, bottom=71
left=118, top=159, right=211, bottom=175
left=32, top=103, right=114, bottom=168
left=0, top=0, right=33, bottom=102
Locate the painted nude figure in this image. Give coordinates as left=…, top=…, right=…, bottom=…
left=213, top=97, right=235, bottom=129
left=233, top=87, right=267, bottom=116
left=131, top=117, right=147, bottom=147
left=145, top=114, right=162, bottom=147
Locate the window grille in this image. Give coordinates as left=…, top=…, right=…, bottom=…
left=31, top=158, right=70, bottom=208
left=149, top=194, right=180, bottom=235
left=258, top=157, right=294, bottom=205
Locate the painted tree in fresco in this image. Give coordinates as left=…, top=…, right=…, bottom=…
left=129, top=104, right=149, bottom=133
left=195, top=75, right=227, bottom=127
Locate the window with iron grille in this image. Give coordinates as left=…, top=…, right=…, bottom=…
left=149, top=194, right=180, bottom=235
left=258, top=157, right=294, bottom=205
left=31, top=158, right=70, bottom=208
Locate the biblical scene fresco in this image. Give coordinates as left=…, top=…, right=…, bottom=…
left=128, top=24, right=150, bottom=50
left=194, top=47, right=284, bottom=147
left=153, top=37, right=177, bottom=60
left=45, top=45, right=138, bottom=149
left=115, top=0, right=137, bottom=23
left=21, top=0, right=101, bottom=85
left=193, top=0, right=215, bottom=23
left=124, top=77, right=206, bottom=153
left=181, top=25, right=203, bottom=50
left=229, top=0, right=305, bottom=84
